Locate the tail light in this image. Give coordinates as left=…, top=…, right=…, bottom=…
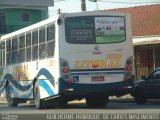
left=123, top=56, right=133, bottom=81
left=63, top=68, right=69, bottom=73
left=60, top=59, right=73, bottom=83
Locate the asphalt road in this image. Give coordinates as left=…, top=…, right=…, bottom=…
left=1, top=98, right=160, bottom=120
left=0, top=98, right=160, bottom=114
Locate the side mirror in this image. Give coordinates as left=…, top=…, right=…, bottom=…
left=141, top=75, right=146, bottom=80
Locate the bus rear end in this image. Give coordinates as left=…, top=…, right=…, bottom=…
left=58, top=11, right=134, bottom=107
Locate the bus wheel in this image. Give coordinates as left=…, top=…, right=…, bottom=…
left=134, top=89, right=147, bottom=104
left=134, top=93, right=147, bottom=104
left=86, top=95, right=107, bottom=108
left=34, top=81, right=44, bottom=109
left=6, top=84, right=18, bottom=107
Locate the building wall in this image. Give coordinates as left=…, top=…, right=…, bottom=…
left=2, top=8, right=47, bottom=25
left=0, top=0, right=54, bottom=7
left=41, top=10, right=48, bottom=20
left=0, top=8, right=48, bottom=34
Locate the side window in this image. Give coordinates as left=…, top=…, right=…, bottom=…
left=47, top=25, right=55, bottom=41
left=32, top=30, right=38, bottom=45
left=12, top=51, right=18, bottom=64
left=26, top=47, right=31, bottom=61
left=26, top=32, right=31, bottom=62
left=39, top=27, right=46, bottom=59
left=32, top=46, right=38, bottom=60
left=0, top=41, right=5, bottom=66
left=0, top=52, right=2, bottom=66
left=12, top=37, right=18, bottom=50
left=19, top=35, right=25, bottom=48
left=7, top=52, right=12, bottom=65
left=19, top=34, right=25, bottom=63
left=39, top=27, right=45, bottom=43
left=0, top=41, right=5, bottom=51
left=154, top=71, right=160, bottom=79
left=147, top=73, right=154, bottom=80
left=6, top=39, right=12, bottom=65
left=47, top=24, right=55, bottom=57
left=3, top=50, right=5, bottom=66
left=6, top=39, right=11, bottom=52
left=47, top=42, right=55, bottom=57
left=26, top=32, right=31, bottom=47
left=32, top=29, right=38, bottom=60
left=12, top=36, right=18, bottom=64
left=19, top=49, right=25, bottom=62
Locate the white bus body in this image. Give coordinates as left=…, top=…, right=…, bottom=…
left=0, top=11, right=134, bottom=109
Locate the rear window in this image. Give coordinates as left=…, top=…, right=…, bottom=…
left=65, top=16, right=125, bottom=44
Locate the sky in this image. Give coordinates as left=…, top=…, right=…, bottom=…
left=48, top=0, right=160, bottom=16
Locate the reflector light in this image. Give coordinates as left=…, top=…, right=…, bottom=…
left=127, top=66, right=132, bottom=71
left=64, top=88, right=68, bottom=91
left=123, top=86, right=128, bottom=89
left=64, top=88, right=74, bottom=91
left=63, top=68, right=69, bottom=73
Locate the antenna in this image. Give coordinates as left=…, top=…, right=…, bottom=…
left=81, top=0, right=86, bottom=11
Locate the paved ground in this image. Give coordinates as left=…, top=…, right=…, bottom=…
left=0, top=94, right=133, bottom=104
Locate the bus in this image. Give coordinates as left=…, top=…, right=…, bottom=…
left=0, top=11, right=134, bottom=109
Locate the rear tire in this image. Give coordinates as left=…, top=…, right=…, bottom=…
left=134, top=90, right=147, bottom=104
left=6, top=84, right=18, bottom=107
left=34, top=81, right=44, bottom=109
left=135, top=95, right=147, bottom=104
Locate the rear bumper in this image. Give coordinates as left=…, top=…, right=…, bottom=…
left=59, top=75, right=135, bottom=96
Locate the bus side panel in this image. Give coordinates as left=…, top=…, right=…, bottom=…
left=38, top=80, right=56, bottom=99
left=0, top=58, right=59, bottom=100
left=0, top=65, right=34, bottom=99
left=7, top=80, right=33, bottom=99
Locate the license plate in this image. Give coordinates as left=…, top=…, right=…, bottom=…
left=91, top=76, right=104, bottom=82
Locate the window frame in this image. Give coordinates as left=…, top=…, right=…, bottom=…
left=0, top=41, right=5, bottom=66
left=47, top=24, right=55, bottom=41
left=32, top=29, right=38, bottom=45
left=19, top=34, right=25, bottom=49
left=31, top=29, right=38, bottom=61
left=12, top=36, right=18, bottom=50
left=46, top=24, right=55, bottom=58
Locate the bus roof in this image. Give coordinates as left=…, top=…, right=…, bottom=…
left=0, top=15, right=59, bottom=40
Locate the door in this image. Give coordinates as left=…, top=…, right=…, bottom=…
left=151, top=70, right=160, bottom=98
left=141, top=70, right=160, bottom=99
